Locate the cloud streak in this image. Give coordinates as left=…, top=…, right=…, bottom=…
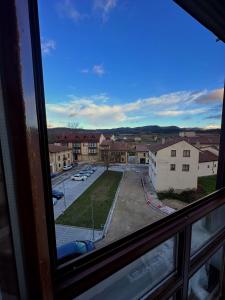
left=56, top=0, right=86, bottom=22
left=94, top=0, right=117, bottom=22
left=41, top=38, right=56, bottom=55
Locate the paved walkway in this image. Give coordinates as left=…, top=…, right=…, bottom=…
left=56, top=225, right=103, bottom=246
left=53, top=167, right=105, bottom=219
left=98, top=170, right=164, bottom=247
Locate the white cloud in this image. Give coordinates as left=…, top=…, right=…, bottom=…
left=41, top=38, right=56, bottom=55
left=195, top=88, right=224, bottom=103
left=155, top=108, right=206, bottom=117
left=56, top=0, right=85, bottom=22
left=94, top=0, right=117, bottom=22
left=46, top=88, right=222, bottom=128
left=92, top=64, right=105, bottom=76
left=204, top=124, right=221, bottom=129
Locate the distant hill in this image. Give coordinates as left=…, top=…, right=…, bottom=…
left=47, top=125, right=220, bottom=143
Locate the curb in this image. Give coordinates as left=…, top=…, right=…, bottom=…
left=102, top=171, right=124, bottom=238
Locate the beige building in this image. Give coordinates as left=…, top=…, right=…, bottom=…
left=149, top=140, right=199, bottom=192
left=56, top=133, right=105, bottom=162
left=100, top=142, right=149, bottom=164
left=48, top=144, right=73, bottom=174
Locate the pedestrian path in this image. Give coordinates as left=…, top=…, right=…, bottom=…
left=55, top=224, right=103, bottom=246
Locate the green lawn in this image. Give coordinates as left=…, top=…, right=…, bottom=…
left=56, top=170, right=123, bottom=229
left=198, top=175, right=217, bottom=196
left=158, top=175, right=217, bottom=204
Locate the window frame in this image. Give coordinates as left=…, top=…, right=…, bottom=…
left=1, top=1, right=225, bottom=299
left=170, top=164, right=176, bottom=171
left=171, top=150, right=176, bottom=157
left=183, top=150, right=190, bottom=157
left=182, top=164, right=190, bottom=172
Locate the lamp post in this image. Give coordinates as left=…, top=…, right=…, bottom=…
left=91, top=194, right=95, bottom=241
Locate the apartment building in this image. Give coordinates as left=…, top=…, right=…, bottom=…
left=56, top=133, right=105, bottom=162
left=100, top=141, right=150, bottom=164
left=100, top=141, right=128, bottom=163
left=149, top=140, right=199, bottom=192
left=48, top=144, right=73, bottom=173
left=198, top=150, right=218, bottom=177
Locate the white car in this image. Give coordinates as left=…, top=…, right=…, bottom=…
left=71, top=175, right=87, bottom=181
left=63, top=165, right=73, bottom=171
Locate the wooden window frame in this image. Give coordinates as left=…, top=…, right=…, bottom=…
left=0, top=1, right=225, bottom=299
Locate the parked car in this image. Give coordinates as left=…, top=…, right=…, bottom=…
left=52, top=189, right=64, bottom=199
left=52, top=198, right=57, bottom=206
left=83, top=169, right=94, bottom=174
left=63, top=165, right=73, bottom=171
left=57, top=240, right=95, bottom=263
left=79, top=171, right=92, bottom=177
left=71, top=174, right=87, bottom=181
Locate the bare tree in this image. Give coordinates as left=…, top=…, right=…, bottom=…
left=67, top=121, right=80, bottom=129
left=102, top=148, right=111, bottom=171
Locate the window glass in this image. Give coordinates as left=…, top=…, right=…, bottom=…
left=171, top=150, right=176, bottom=157
left=77, top=238, right=176, bottom=300
left=38, top=0, right=224, bottom=259
left=188, top=248, right=223, bottom=300
left=170, top=164, right=176, bottom=171
left=191, top=203, right=225, bottom=255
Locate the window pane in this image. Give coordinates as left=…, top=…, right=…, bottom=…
left=77, top=238, right=176, bottom=300
left=38, top=0, right=224, bottom=260
left=191, top=204, right=225, bottom=255
left=188, top=248, right=223, bottom=300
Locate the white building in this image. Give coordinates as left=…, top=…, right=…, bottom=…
left=179, top=131, right=196, bottom=137
left=149, top=140, right=199, bottom=192
left=198, top=150, right=218, bottom=177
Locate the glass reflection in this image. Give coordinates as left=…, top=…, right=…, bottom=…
left=77, top=238, right=176, bottom=300
left=191, top=204, right=225, bottom=255
left=188, top=248, right=223, bottom=300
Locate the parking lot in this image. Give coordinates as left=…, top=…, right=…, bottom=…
left=52, top=165, right=105, bottom=219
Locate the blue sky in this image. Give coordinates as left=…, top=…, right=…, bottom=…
left=38, top=0, right=225, bottom=129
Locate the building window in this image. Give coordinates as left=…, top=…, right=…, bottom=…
left=170, top=164, right=176, bottom=171
left=182, top=164, right=189, bottom=172
left=143, top=153, right=146, bottom=157
left=208, top=165, right=210, bottom=168
left=58, top=155, right=60, bottom=161
left=183, top=150, right=190, bottom=157
left=68, top=153, right=70, bottom=158
left=171, top=150, right=176, bottom=157
left=58, top=163, right=61, bottom=168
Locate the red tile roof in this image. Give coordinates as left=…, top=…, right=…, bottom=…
left=48, top=144, right=70, bottom=153
left=199, top=150, right=218, bottom=163
left=56, top=133, right=102, bottom=143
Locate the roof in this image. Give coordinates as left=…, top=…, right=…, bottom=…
left=134, top=144, right=150, bottom=152
left=48, top=144, right=70, bottom=153
left=149, top=139, right=186, bottom=153
left=199, top=150, right=218, bottom=163
left=56, top=133, right=102, bottom=143
left=110, top=143, right=129, bottom=151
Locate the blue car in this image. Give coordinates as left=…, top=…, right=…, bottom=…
left=57, top=240, right=95, bottom=263
left=52, top=189, right=64, bottom=199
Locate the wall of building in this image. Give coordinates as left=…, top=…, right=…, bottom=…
left=198, top=161, right=218, bottom=177
left=149, top=141, right=199, bottom=192
left=137, top=152, right=149, bottom=164
left=49, top=149, right=73, bottom=173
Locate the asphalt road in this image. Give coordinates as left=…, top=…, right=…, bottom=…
left=53, top=166, right=105, bottom=219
